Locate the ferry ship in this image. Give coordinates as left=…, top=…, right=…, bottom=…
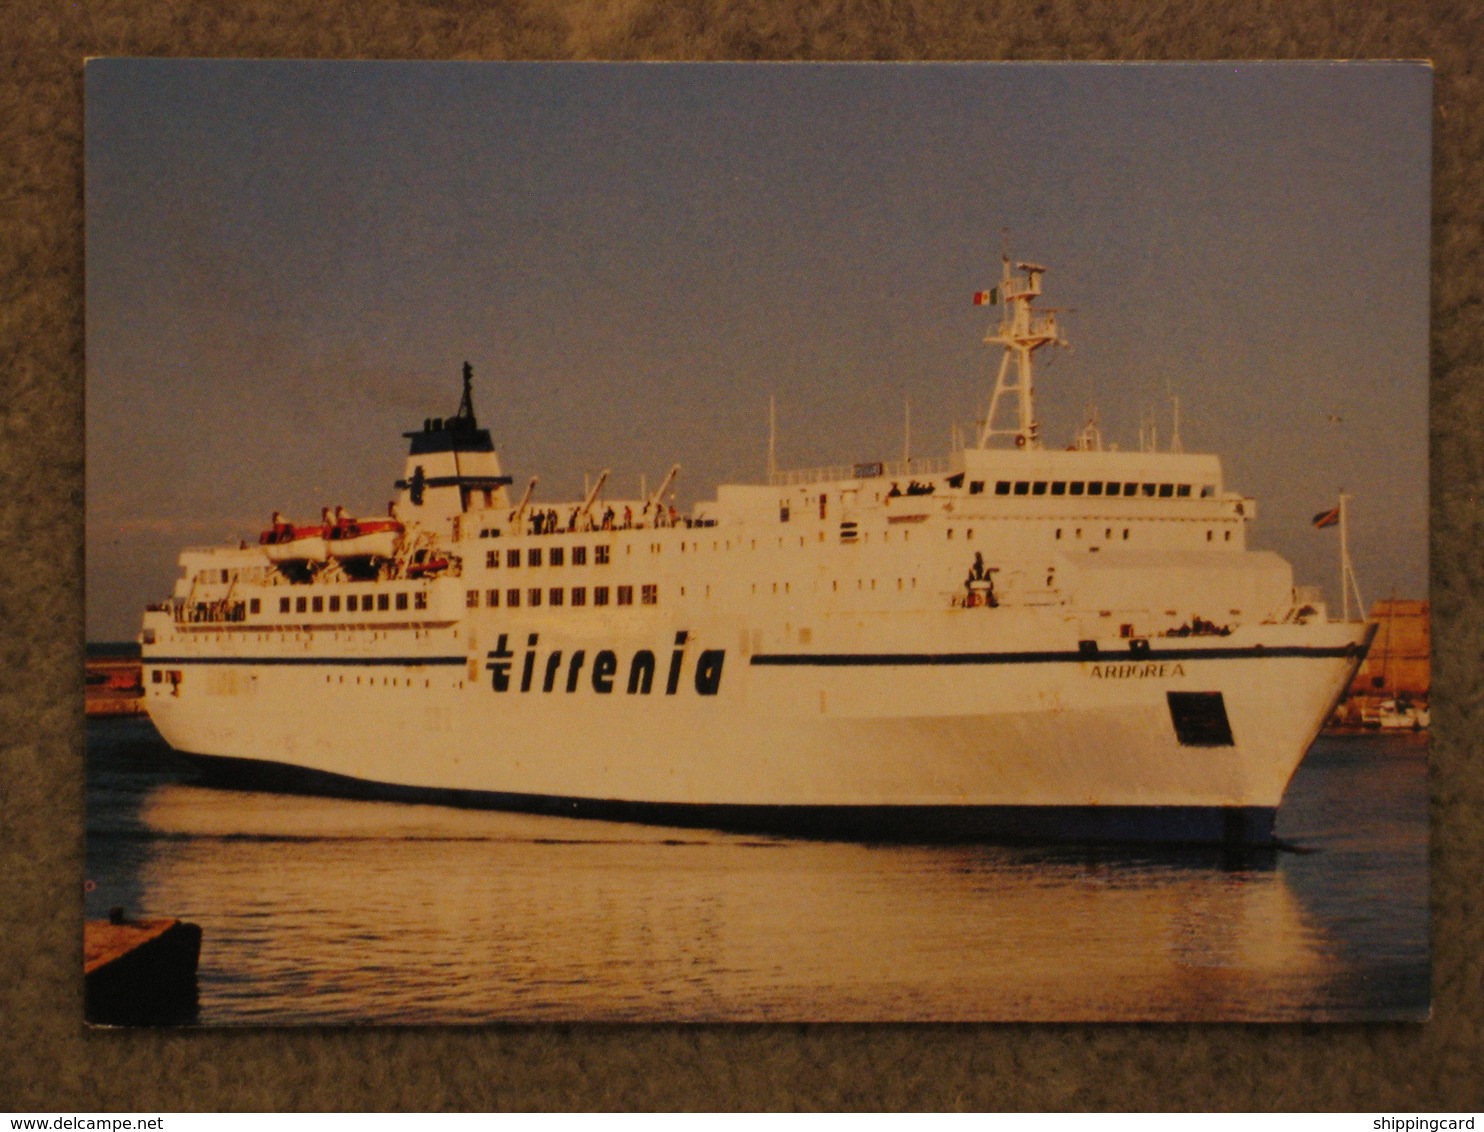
left=138, top=257, right=1373, bottom=845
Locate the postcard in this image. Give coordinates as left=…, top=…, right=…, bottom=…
left=84, top=59, right=1430, bottom=1023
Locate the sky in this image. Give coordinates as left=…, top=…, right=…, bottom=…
left=84, top=60, right=1432, bottom=641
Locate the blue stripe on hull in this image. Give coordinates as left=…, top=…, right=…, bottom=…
left=175, top=750, right=1279, bottom=847
left=144, top=655, right=465, bottom=667
left=751, top=644, right=1362, bottom=666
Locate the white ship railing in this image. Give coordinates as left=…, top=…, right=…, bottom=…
left=768, top=454, right=955, bottom=487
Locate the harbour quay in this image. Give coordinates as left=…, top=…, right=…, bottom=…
left=85, top=648, right=143, bottom=717
left=1332, top=599, right=1430, bottom=729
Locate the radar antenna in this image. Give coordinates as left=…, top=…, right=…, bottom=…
left=975, top=256, right=1068, bottom=450
left=456, top=361, right=477, bottom=425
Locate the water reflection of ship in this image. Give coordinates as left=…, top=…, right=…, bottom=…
left=124, top=782, right=1329, bottom=1022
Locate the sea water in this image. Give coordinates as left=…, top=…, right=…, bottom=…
left=84, top=718, right=1429, bottom=1023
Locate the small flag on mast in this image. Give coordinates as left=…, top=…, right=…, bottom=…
left=973, top=288, right=999, bottom=306
left=1312, top=506, right=1341, bottom=529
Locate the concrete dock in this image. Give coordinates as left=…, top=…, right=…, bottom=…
left=84, top=911, right=202, bottom=1025
left=85, top=656, right=144, bottom=717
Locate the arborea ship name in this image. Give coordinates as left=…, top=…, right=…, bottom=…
left=139, top=254, right=1372, bottom=845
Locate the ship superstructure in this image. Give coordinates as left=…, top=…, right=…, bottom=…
left=139, top=257, right=1373, bottom=844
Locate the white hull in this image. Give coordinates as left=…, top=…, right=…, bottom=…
left=142, top=602, right=1368, bottom=840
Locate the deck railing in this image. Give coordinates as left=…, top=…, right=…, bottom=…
left=768, top=454, right=955, bottom=487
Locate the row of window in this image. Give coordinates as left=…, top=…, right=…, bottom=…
left=1047, top=525, right=1232, bottom=543
left=277, top=591, right=429, bottom=615
left=979, top=480, right=1211, bottom=499
left=466, top=584, right=659, bottom=609
left=485, top=545, right=612, bottom=569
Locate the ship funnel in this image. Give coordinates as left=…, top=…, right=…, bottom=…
left=394, top=362, right=514, bottom=535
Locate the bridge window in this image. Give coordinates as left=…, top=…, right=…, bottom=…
left=1159, top=483, right=1174, bottom=498
left=1122, top=483, right=1137, bottom=496
left=550, top=547, right=564, bottom=567
left=312, top=596, right=324, bottom=613
left=507, top=588, right=520, bottom=607
left=280, top=598, right=291, bottom=614
left=573, top=546, right=587, bottom=566
left=1200, top=485, right=1216, bottom=498
left=506, top=549, right=520, bottom=568
left=528, top=548, right=542, bottom=567
left=1013, top=482, right=1029, bottom=496
left=396, top=592, right=409, bottom=611
left=571, top=586, right=586, bottom=607
left=467, top=590, right=480, bottom=608
left=486, top=589, right=499, bottom=607
left=1051, top=482, right=1066, bottom=496
left=1032, top=482, right=1047, bottom=496
left=970, top=481, right=985, bottom=495
left=329, top=596, right=340, bottom=613
left=595, top=546, right=611, bottom=565
left=995, top=481, right=1010, bottom=495
left=594, top=586, right=610, bottom=606
left=1177, top=485, right=1192, bottom=498
left=642, top=584, right=658, bottom=605
left=1069, top=482, right=1085, bottom=496
left=1088, top=482, right=1103, bottom=496
left=528, top=588, right=542, bottom=607
left=414, top=592, right=428, bottom=610
left=486, top=550, right=498, bottom=568
left=377, top=593, right=390, bottom=611
left=617, top=585, right=634, bottom=606
left=550, top=587, right=564, bottom=607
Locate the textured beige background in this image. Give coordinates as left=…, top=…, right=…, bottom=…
left=3, top=0, right=1480, bottom=1111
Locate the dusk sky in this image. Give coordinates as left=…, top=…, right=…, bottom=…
left=85, top=60, right=1431, bottom=641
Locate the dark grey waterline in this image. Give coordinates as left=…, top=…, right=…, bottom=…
left=161, top=746, right=1283, bottom=847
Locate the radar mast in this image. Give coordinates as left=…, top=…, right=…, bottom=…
left=976, top=256, right=1067, bottom=449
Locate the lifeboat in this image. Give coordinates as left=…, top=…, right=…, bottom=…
left=258, top=511, right=328, bottom=565
left=326, top=507, right=404, bottom=562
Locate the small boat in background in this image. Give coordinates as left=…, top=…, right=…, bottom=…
left=1377, top=698, right=1430, bottom=731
